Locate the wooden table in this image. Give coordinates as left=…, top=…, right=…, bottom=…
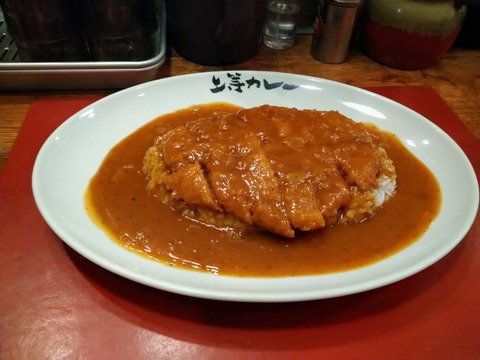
left=1, top=35, right=479, bottom=173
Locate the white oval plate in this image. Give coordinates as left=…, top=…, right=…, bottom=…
left=32, top=71, right=479, bottom=302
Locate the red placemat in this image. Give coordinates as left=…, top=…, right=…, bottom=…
left=1, top=87, right=479, bottom=359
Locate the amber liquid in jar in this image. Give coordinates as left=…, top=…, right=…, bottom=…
left=76, top=0, right=158, bottom=61
left=0, top=0, right=88, bottom=61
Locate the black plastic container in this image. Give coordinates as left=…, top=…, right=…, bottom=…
left=166, top=0, right=268, bottom=66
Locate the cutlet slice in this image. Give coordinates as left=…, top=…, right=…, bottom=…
left=143, top=105, right=396, bottom=237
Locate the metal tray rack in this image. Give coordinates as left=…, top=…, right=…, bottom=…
left=0, top=2, right=166, bottom=90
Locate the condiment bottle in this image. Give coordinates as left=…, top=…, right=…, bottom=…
left=310, top=0, right=364, bottom=64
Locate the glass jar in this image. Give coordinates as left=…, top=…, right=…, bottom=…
left=0, top=0, right=88, bottom=62
left=362, top=0, right=467, bottom=70
left=76, top=0, right=159, bottom=61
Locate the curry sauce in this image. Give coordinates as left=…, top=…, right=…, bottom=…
left=85, top=103, right=441, bottom=277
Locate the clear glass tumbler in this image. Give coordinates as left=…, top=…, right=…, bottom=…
left=263, top=0, right=301, bottom=49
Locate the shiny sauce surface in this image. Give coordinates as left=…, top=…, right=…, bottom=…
left=85, top=103, right=441, bottom=277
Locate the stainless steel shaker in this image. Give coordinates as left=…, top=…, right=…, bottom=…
left=310, top=0, right=364, bottom=63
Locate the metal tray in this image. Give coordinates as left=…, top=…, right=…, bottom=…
left=0, top=2, right=166, bottom=90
